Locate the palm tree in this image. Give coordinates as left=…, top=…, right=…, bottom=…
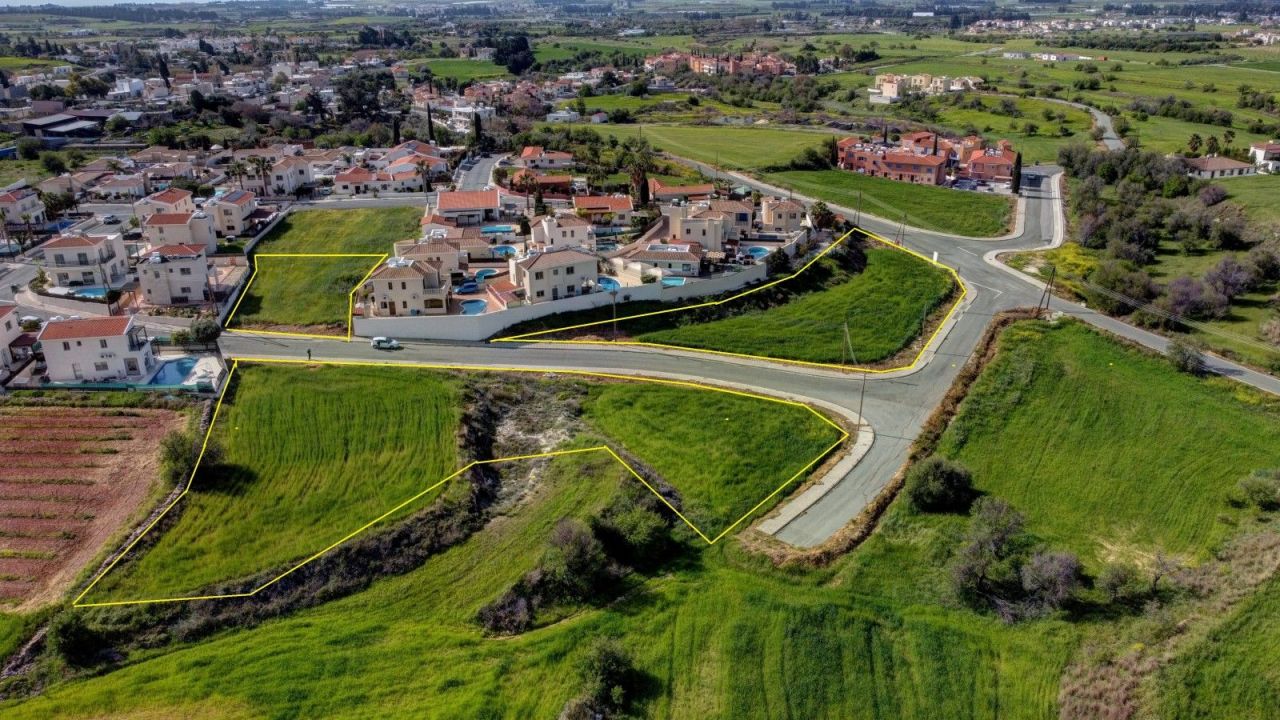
left=250, top=156, right=272, bottom=197
left=227, top=160, right=248, bottom=190
left=1187, top=133, right=1203, bottom=154
left=619, top=137, right=656, bottom=206
left=1223, top=129, right=1235, bottom=147
left=518, top=171, right=537, bottom=212
left=415, top=159, right=434, bottom=196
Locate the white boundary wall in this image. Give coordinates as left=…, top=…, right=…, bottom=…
left=355, top=261, right=768, bottom=342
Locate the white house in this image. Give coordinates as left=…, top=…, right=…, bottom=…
left=142, top=212, right=217, bottom=253
left=546, top=109, right=580, bottom=123
left=1249, top=140, right=1280, bottom=173
left=133, top=187, right=195, bottom=218
left=210, top=189, right=259, bottom=236
left=573, top=195, right=634, bottom=226
left=530, top=214, right=595, bottom=251
left=518, top=146, right=575, bottom=170
left=432, top=189, right=501, bottom=226
left=0, top=304, right=25, bottom=374
left=613, top=241, right=704, bottom=278
left=42, top=232, right=129, bottom=289
left=37, top=316, right=156, bottom=383
left=138, top=243, right=211, bottom=306
left=362, top=258, right=450, bottom=317
left=0, top=188, right=46, bottom=225
left=1183, top=155, right=1256, bottom=180
left=509, top=248, right=597, bottom=303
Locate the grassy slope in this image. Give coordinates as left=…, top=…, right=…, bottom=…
left=230, top=208, right=421, bottom=329
left=1217, top=172, right=1280, bottom=226
left=1157, top=575, right=1280, bottom=717
left=936, top=321, right=1280, bottom=566
left=83, top=365, right=461, bottom=601
left=583, top=383, right=841, bottom=536
left=638, top=247, right=955, bottom=364
left=765, top=169, right=1013, bottom=237
left=600, top=124, right=830, bottom=170
left=7, top=320, right=1278, bottom=718
left=417, top=58, right=509, bottom=81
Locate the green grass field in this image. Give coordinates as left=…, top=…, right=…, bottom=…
left=765, top=169, right=1014, bottom=237
left=930, top=95, right=1093, bottom=164
left=254, top=207, right=422, bottom=254
left=82, top=364, right=462, bottom=602
left=583, top=383, right=841, bottom=536
left=600, top=124, right=831, bottom=170
left=228, top=208, right=421, bottom=331
left=638, top=247, right=956, bottom=364
left=8, top=319, right=1279, bottom=718
left=936, top=321, right=1280, bottom=566
left=1217, top=173, right=1280, bottom=226
left=416, top=58, right=510, bottom=81
left=0, top=159, right=51, bottom=190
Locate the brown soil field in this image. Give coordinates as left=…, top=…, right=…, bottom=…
left=0, top=406, right=188, bottom=610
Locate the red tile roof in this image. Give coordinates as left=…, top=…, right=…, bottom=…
left=436, top=189, right=500, bottom=212
left=574, top=195, right=633, bottom=212
left=39, top=316, right=132, bottom=341
left=43, top=233, right=110, bottom=249
left=144, top=212, right=194, bottom=226
left=148, top=243, right=205, bottom=257
left=146, top=188, right=192, bottom=205
left=0, top=304, right=15, bottom=320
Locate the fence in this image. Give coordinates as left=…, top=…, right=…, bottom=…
left=354, top=262, right=768, bottom=342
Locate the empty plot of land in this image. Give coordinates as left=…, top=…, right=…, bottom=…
left=0, top=405, right=187, bottom=610
left=227, top=254, right=383, bottom=335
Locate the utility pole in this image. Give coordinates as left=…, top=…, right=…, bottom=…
left=1037, top=265, right=1057, bottom=317
left=844, top=321, right=867, bottom=427
left=855, top=190, right=862, bottom=227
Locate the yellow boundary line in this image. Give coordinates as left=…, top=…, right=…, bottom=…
left=492, top=227, right=968, bottom=374
left=73, top=358, right=848, bottom=608
left=224, top=253, right=388, bottom=342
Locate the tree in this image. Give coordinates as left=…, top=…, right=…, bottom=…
left=190, top=317, right=221, bottom=344
left=47, top=612, right=102, bottom=667
left=227, top=160, right=248, bottom=190
left=1205, top=135, right=1221, bottom=155
left=1203, top=257, right=1253, bottom=300
left=40, top=152, right=66, bottom=175
left=905, top=456, right=974, bottom=513
left=15, top=137, right=41, bottom=160
left=1019, top=551, right=1081, bottom=614
left=1098, top=562, right=1139, bottom=602
left=1187, top=133, right=1203, bottom=154
left=619, top=137, right=655, bottom=206
left=572, top=637, right=638, bottom=717
left=1166, top=338, right=1204, bottom=374
left=249, top=156, right=272, bottom=197
left=809, top=200, right=835, bottom=230
left=1238, top=468, right=1280, bottom=510
left=155, top=53, right=170, bottom=90
left=471, top=112, right=484, bottom=150
left=415, top=159, right=434, bottom=196
left=1010, top=152, right=1023, bottom=195
left=425, top=103, right=435, bottom=143
left=949, top=497, right=1028, bottom=606
left=540, top=519, right=607, bottom=601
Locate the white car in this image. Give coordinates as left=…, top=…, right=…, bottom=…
left=370, top=337, right=401, bottom=350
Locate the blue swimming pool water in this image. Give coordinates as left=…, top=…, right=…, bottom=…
left=596, top=276, right=620, bottom=291
left=74, top=286, right=108, bottom=299
left=746, top=246, right=770, bottom=259
left=460, top=299, right=487, bottom=315
left=474, top=268, right=498, bottom=281
left=492, top=245, right=516, bottom=257
left=661, top=277, right=687, bottom=287
left=481, top=225, right=516, bottom=234
left=149, top=356, right=197, bottom=385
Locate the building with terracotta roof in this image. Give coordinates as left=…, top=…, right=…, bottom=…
left=210, top=190, right=260, bottom=236
left=142, top=211, right=217, bottom=253
left=41, top=232, right=129, bottom=289
left=362, top=258, right=449, bottom=317
left=530, top=213, right=594, bottom=252
left=432, top=189, right=501, bottom=226
left=510, top=248, right=597, bottom=303
left=518, top=146, right=575, bottom=170
left=511, top=168, right=573, bottom=193
left=37, top=316, right=156, bottom=383
left=573, top=195, right=634, bottom=225
left=1183, top=154, right=1257, bottom=180
left=614, top=240, right=704, bottom=277
left=91, top=174, right=148, bottom=201
left=838, top=141, right=949, bottom=185
left=0, top=188, right=45, bottom=225
left=1248, top=140, right=1280, bottom=173
left=964, top=142, right=1019, bottom=182
left=761, top=197, right=807, bottom=233
left=133, top=187, right=195, bottom=218
left=395, top=238, right=469, bottom=276
left=138, top=244, right=211, bottom=306
left=648, top=178, right=715, bottom=202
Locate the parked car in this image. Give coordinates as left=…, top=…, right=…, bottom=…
left=370, top=337, right=401, bottom=350
left=101, top=214, right=120, bottom=225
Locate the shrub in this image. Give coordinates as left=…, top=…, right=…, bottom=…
left=592, top=487, right=672, bottom=569
left=171, top=329, right=193, bottom=346
left=575, top=637, right=638, bottom=715
left=1203, top=257, right=1253, bottom=301
left=190, top=317, right=222, bottom=344
left=1197, top=184, right=1227, bottom=206
left=904, top=455, right=974, bottom=513
left=1097, top=562, right=1140, bottom=602
left=540, top=518, right=609, bottom=602
left=47, top=612, right=102, bottom=667
left=1166, top=338, right=1205, bottom=375
left=476, top=588, right=533, bottom=634
left=1085, top=261, right=1155, bottom=315
left=1238, top=468, right=1280, bottom=511
left=1019, top=551, right=1081, bottom=613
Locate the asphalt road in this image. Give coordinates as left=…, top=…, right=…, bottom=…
left=220, top=164, right=1278, bottom=548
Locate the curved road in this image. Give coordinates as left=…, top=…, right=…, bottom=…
left=219, top=166, right=1278, bottom=548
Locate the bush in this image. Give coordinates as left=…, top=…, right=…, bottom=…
left=905, top=455, right=974, bottom=513
left=575, top=637, right=637, bottom=715
left=190, top=317, right=222, bottom=344
left=171, top=329, right=193, bottom=346
left=539, top=518, right=609, bottom=602
left=16, top=136, right=41, bottom=160
left=47, top=612, right=102, bottom=667
left=1166, top=338, right=1204, bottom=375
left=1018, top=551, right=1081, bottom=614
left=1238, top=468, right=1280, bottom=510
left=476, top=588, right=533, bottom=634
left=1097, top=562, right=1140, bottom=602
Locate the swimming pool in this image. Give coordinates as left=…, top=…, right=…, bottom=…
left=481, top=225, right=516, bottom=234
left=596, top=276, right=621, bottom=292
left=746, top=246, right=771, bottom=259
left=492, top=245, right=516, bottom=257
left=474, top=268, right=498, bottom=281
left=73, top=286, right=108, bottom=299
left=460, top=299, right=487, bottom=315
left=148, top=356, right=197, bottom=385
left=661, top=277, right=687, bottom=287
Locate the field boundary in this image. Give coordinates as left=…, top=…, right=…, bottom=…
left=73, top=358, right=848, bottom=609
left=492, top=227, right=968, bottom=374
left=223, top=252, right=388, bottom=341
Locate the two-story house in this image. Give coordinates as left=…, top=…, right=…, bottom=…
left=133, top=187, right=195, bottom=218
left=142, top=212, right=217, bottom=253
left=210, top=189, right=259, bottom=236
left=530, top=214, right=595, bottom=252
left=572, top=195, right=634, bottom=226
left=0, top=304, right=25, bottom=375
left=138, top=244, right=211, bottom=306
left=761, top=197, right=807, bottom=233
left=0, top=188, right=46, bottom=225
left=42, top=232, right=129, bottom=289
left=37, top=316, right=156, bottom=383
left=509, top=248, right=597, bottom=303
left=362, top=258, right=450, bottom=317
